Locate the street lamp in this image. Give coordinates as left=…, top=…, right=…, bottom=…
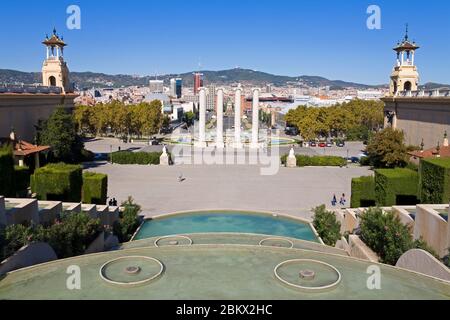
left=346, top=149, right=349, bottom=168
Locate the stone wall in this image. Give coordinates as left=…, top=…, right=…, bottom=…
left=396, top=249, right=450, bottom=282
left=0, top=94, right=76, bottom=141
left=383, top=98, right=450, bottom=149
left=0, top=242, right=57, bottom=276
left=348, top=235, right=379, bottom=263
left=414, top=205, right=449, bottom=258
left=5, top=198, right=39, bottom=225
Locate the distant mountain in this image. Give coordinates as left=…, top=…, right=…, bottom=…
left=420, top=82, right=450, bottom=90
left=0, top=68, right=388, bottom=89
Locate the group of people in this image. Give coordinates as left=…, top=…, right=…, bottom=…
left=108, top=198, right=118, bottom=206
left=331, top=194, right=347, bottom=207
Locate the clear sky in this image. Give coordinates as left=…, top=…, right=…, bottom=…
left=0, top=0, right=449, bottom=85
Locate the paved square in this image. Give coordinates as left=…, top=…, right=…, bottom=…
left=87, top=163, right=372, bottom=220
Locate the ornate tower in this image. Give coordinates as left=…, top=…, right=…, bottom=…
left=42, top=28, right=71, bottom=94
left=389, top=25, right=420, bottom=96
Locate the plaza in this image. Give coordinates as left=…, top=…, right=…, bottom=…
left=87, top=161, right=371, bottom=219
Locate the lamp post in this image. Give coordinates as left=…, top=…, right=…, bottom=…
left=346, top=149, right=349, bottom=168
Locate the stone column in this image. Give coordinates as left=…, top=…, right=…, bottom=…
left=216, top=88, right=224, bottom=148
left=197, top=87, right=207, bottom=148
left=234, top=88, right=243, bottom=148
left=251, top=88, right=260, bottom=149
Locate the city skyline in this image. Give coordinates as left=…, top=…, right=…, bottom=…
left=0, top=0, right=449, bottom=85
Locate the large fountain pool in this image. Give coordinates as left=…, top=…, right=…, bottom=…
left=133, top=211, right=319, bottom=242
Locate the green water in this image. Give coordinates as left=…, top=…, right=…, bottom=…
left=0, top=245, right=449, bottom=300
left=134, top=211, right=318, bottom=242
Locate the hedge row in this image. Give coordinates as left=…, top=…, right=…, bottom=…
left=0, top=146, right=15, bottom=197
left=82, top=172, right=108, bottom=205
left=31, top=163, right=83, bottom=202
left=110, top=151, right=165, bottom=165
left=419, top=158, right=450, bottom=204
left=14, top=166, right=31, bottom=196
left=375, top=168, right=419, bottom=206
left=281, top=155, right=346, bottom=167
left=351, top=176, right=376, bottom=208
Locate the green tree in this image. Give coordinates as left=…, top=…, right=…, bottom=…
left=183, top=111, right=195, bottom=127
left=312, top=205, right=341, bottom=246
left=113, top=196, right=142, bottom=242
left=37, top=107, right=85, bottom=163
left=366, top=127, right=408, bottom=168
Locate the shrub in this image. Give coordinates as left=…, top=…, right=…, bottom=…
left=359, top=207, right=437, bottom=265
left=14, top=166, right=31, bottom=195
left=351, top=176, right=376, bottom=208
left=110, top=151, right=165, bottom=165
left=0, top=145, right=15, bottom=197
left=419, top=158, right=450, bottom=204
left=0, top=213, right=103, bottom=261
left=31, top=163, right=83, bottom=202
left=312, top=205, right=341, bottom=246
left=82, top=172, right=108, bottom=205
left=359, top=208, right=413, bottom=265
left=375, top=168, right=419, bottom=206
left=1, top=224, right=35, bottom=261
left=113, top=196, right=142, bottom=242
left=36, top=212, right=103, bottom=258
left=281, top=155, right=346, bottom=167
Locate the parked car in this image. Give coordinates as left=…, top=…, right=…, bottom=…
left=285, top=127, right=299, bottom=136
left=326, top=142, right=333, bottom=147
left=310, top=141, right=317, bottom=147
left=337, top=141, right=346, bottom=147
left=149, top=139, right=160, bottom=146
left=318, top=142, right=327, bottom=148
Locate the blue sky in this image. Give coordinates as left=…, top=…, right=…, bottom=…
left=0, top=0, right=449, bottom=84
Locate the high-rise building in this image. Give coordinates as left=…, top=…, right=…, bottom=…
left=170, top=78, right=183, bottom=98
left=175, top=78, right=182, bottom=98
left=206, top=84, right=216, bottom=111
left=170, top=78, right=176, bottom=97
left=149, top=80, right=164, bottom=93
left=193, top=73, right=203, bottom=95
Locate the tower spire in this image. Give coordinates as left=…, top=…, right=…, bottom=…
left=405, top=23, right=409, bottom=41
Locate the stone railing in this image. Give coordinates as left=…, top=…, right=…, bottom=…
left=0, top=84, right=62, bottom=94
left=396, top=89, right=450, bottom=98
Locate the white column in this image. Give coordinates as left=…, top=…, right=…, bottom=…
left=216, top=88, right=224, bottom=148
left=234, top=88, right=243, bottom=148
left=46, top=47, right=49, bottom=59
left=197, top=87, right=207, bottom=148
left=251, top=88, right=260, bottom=149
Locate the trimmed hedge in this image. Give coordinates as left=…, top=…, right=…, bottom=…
left=351, top=176, right=376, bottom=208
left=0, top=146, right=15, bottom=197
left=31, top=163, right=83, bottom=202
left=419, top=158, right=450, bottom=204
left=14, top=166, right=31, bottom=195
left=82, top=172, right=108, bottom=205
left=111, top=151, right=165, bottom=165
left=281, top=155, right=346, bottom=167
left=375, top=168, right=419, bottom=206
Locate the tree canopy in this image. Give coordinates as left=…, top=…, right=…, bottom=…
left=366, top=127, right=408, bottom=168
left=37, top=107, right=85, bottom=163
left=74, top=100, right=163, bottom=138
left=284, top=99, right=384, bottom=141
